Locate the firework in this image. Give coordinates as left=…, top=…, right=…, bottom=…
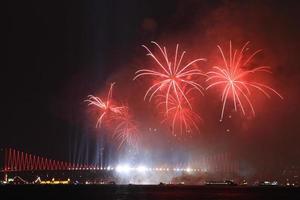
left=157, top=90, right=201, bottom=136
left=85, top=82, right=126, bottom=127
left=134, top=41, right=206, bottom=112
left=85, top=83, right=139, bottom=148
left=113, top=107, right=139, bottom=148
left=206, top=41, right=283, bottom=121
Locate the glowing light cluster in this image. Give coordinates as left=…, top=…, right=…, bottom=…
left=115, top=164, right=202, bottom=174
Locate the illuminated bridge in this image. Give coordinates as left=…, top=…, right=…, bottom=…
left=2, top=148, right=99, bottom=172
left=0, top=148, right=241, bottom=184
left=0, top=148, right=116, bottom=183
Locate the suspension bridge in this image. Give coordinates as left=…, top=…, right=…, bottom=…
left=0, top=148, right=241, bottom=184
left=2, top=148, right=102, bottom=172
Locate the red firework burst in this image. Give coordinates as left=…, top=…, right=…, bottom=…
left=113, top=107, right=139, bottom=148
left=157, top=89, right=201, bottom=136
left=85, top=82, right=126, bottom=127
left=85, top=83, right=138, bottom=148
left=206, top=41, right=283, bottom=121
left=133, top=41, right=206, bottom=112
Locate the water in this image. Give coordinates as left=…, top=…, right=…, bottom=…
left=1, top=185, right=299, bottom=200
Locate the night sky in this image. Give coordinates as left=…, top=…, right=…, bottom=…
left=6, top=0, right=300, bottom=172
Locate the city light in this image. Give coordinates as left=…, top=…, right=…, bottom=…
left=113, top=163, right=202, bottom=174
left=116, top=164, right=131, bottom=173
left=137, top=166, right=147, bottom=172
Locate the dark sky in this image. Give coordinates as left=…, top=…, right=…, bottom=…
left=6, top=0, right=300, bottom=171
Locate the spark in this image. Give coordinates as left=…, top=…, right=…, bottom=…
left=85, top=82, right=126, bottom=127
left=206, top=41, right=283, bottom=121
left=134, top=41, right=206, bottom=112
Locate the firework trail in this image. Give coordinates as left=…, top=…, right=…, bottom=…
left=134, top=41, right=206, bottom=113
left=206, top=41, right=283, bottom=121
left=85, top=82, right=126, bottom=127
left=157, top=89, right=201, bottom=136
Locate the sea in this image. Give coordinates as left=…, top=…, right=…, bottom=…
left=1, top=185, right=300, bottom=200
